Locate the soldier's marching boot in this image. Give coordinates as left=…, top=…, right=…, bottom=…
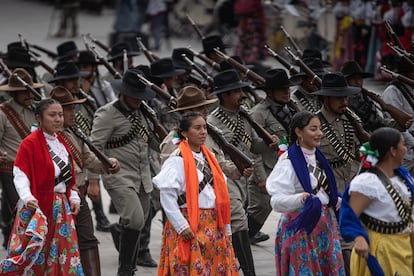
left=92, top=199, right=111, bottom=232
left=118, top=227, right=140, bottom=276
left=80, top=247, right=101, bottom=276
left=232, top=230, right=256, bottom=276
left=110, top=223, right=121, bottom=252
left=248, top=217, right=269, bottom=245
left=136, top=206, right=157, bottom=267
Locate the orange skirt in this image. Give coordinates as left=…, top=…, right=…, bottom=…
left=158, top=208, right=239, bottom=276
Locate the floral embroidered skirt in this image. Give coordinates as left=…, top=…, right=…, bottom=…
left=158, top=208, right=239, bottom=276
left=275, top=206, right=344, bottom=276
left=0, top=193, right=84, bottom=275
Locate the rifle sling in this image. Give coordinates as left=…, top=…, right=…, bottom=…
left=0, top=104, right=31, bottom=140
left=59, top=130, right=84, bottom=169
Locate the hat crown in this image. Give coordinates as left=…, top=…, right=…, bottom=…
left=172, top=48, right=194, bottom=61
left=214, top=69, right=241, bottom=89
left=57, top=41, right=78, bottom=57
left=54, top=61, right=80, bottom=78
left=77, top=50, right=98, bottom=65
left=302, top=49, right=322, bottom=60
left=321, top=73, right=348, bottom=88
left=263, top=68, right=290, bottom=88
left=122, top=69, right=146, bottom=90
left=341, top=61, right=363, bottom=76
left=302, top=58, right=325, bottom=72
left=5, top=47, right=32, bottom=66
left=202, top=35, right=225, bottom=54
left=177, top=86, right=207, bottom=109
left=151, top=58, right=175, bottom=76
left=8, top=68, right=34, bottom=88
left=49, top=86, right=77, bottom=104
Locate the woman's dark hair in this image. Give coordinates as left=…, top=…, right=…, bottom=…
left=370, top=127, right=402, bottom=162
left=288, top=111, right=319, bottom=144
left=35, top=98, right=61, bottom=117
left=178, top=111, right=204, bottom=139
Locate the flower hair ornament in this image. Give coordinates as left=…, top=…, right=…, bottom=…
left=359, top=142, right=379, bottom=169
left=172, top=131, right=182, bottom=145
left=277, top=136, right=289, bottom=156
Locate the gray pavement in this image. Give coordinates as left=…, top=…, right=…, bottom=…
left=0, top=1, right=389, bottom=275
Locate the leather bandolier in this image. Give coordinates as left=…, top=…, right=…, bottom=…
left=294, top=90, right=321, bottom=113
left=59, top=129, right=84, bottom=169
left=268, top=103, right=296, bottom=132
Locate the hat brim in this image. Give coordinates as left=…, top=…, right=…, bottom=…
left=57, top=49, right=80, bottom=61
left=48, top=71, right=89, bottom=83
left=172, top=59, right=192, bottom=71
left=257, top=76, right=304, bottom=90
left=313, top=86, right=361, bottom=97
left=168, top=98, right=218, bottom=113
left=0, top=82, right=44, bottom=91
left=60, top=98, right=87, bottom=106
left=107, top=52, right=140, bottom=61
left=110, top=79, right=155, bottom=100
left=344, top=72, right=374, bottom=79
left=211, top=81, right=250, bottom=96
left=3, top=58, right=38, bottom=68
left=152, top=68, right=186, bottom=78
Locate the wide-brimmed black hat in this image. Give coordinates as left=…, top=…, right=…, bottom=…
left=110, top=69, right=155, bottom=100
left=302, top=58, right=326, bottom=76
left=56, top=41, right=79, bottom=61
left=313, top=72, right=361, bottom=97
left=341, top=60, right=373, bottom=78
left=107, top=42, right=139, bottom=61
left=202, top=35, right=228, bottom=55
left=48, top=61, right=89, bottom=83
left=3, top=43, right=38, bottom=68
left=259, top=68, right=303, bottom=90
left=302, top=48, right=331, bottom=67
left=211, top=69, right=250, bottom=95
left=151, top=58, right=186, bottom=78
left=171, top=48, right=194, bottom=70
left=76, top=50, right=100, bottom=66
left=394, top=56, right=414, bottom=74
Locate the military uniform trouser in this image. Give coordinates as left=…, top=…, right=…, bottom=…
left=76, top=195, right=99, bottom=251
left=107, top=185, right=150, bottom=231
left=228, top=178, right=248, bottom=233
left=0, top=172, right=18, bottom=246
left=138, top=187, right=160, bottom=255
left=247, top=180, right=272, bottom=226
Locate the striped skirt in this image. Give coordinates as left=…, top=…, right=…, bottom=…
left=0, top=193, right=84, bottom=275
left=158, top=208, right=239, bottom=276
left=275, top=206, right=344, bottom=276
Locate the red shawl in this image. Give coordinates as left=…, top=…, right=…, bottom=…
left=14, top=129, right=76, bottom=221
left=177, top=141, right=231, bottom=262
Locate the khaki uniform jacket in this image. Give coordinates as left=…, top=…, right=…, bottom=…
left=151, top=96, right=182, bottom=132
left=0, top=98, right=36, bottom=162
left=62, top=128, right=107, bottom=187
left=318, top=107, right=361, bottom=193
left=90, top=100, right=158, bottom=193
left=250, top=97, right=289, bottom=174
left=207, top=105, right=268, bottom=182
left=291, top=87, right=321, bottom=113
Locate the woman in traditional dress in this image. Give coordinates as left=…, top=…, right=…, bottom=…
left=266, top=111, right=344, bottom=275
left=340, top=127, right=414, bottom=275
left=0, top=99, right=83, bottom=275
left=153, top=112, right=239, bottom=275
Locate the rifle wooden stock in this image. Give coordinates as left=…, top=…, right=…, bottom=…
left=87, top=33, right=110, bottom=52
left=264, top=45, right=299, bottom=75
left=14, top=73, right=43, bottom=100
left=206, top=123, right=253, bottom=174
left=239, top=107, right=275, bottom=145
left=362, top=88, right=412, bottom=129
left=344, top=108, right=370, bottom=143
left=385, top=21, right=405, bottom=50
left=182, top=54, right=214, bottom=87
left=285, top=46, right=321, bottom=88
left=140, top=101, right=168, bottom=141
left=24, top=40, right=58, bottom=59
left=28, top=52, right=55, bottom=75
left=70, top=126, right=114, bottom=168
left=136, top=73, right=178, bottom=108
left=380, top=66, right=414, bottom=87
left=0, top=60, right=12, bottom=77
left=214, top=48, right=266, bottom=86
left=280, top=26, right=302, bottom=57
left=136, top=37, right=159, bottom=63
left=90, top=46, right=122, bottom=79
left=386, top=43, right=414, bottom=68
left=186, top=14, right=205, bottom=39
left=188, top=47, right=221, bottom=71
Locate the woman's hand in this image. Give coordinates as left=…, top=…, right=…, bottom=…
left=70, top=202, right=81, bottom=215
left=301, top=192, right=311, bottom=204
left=354, top=235, right=369, bottom=259
left=26, top=199, right=39, bottom=211
left=180, top=227, right=195, bottom=242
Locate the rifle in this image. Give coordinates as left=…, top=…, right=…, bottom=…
left=188, top=47, right=221, bottom=71
left=135, top=73, right=178, bottom=109
left=82, top=34, right=91, bottom=51
left=0, top=60, right=12, bottom=77
left=206, top=123, right=253, bottom=174
left=285, top=46, right=321, bottom=88
left=123, top=49, right=128, bottom=74
left=186, top=14, right=205, bottom=39
left=280, top=26, right=302, bottom=57
left=22, top=38, right=57, bottom=59
left=78, top=88, right=98, bottom=113
left=13, top=73, right=43, bottom=100
left=264, top=45, right=299, bottom=75
left=86, top=33, right=110, bottom=52
left=28, top=52, right=55, bottom=75
left=70, top=126, right=114, bottom=168
left=181, top=54, right=214, bottom=88
left=344, top=108, right=370, bottom=143
left=140, top=101, right=168, bottom=141
left=90, top=46, right=122, bottom=79
left=136, top=37, right=159, bottom=63
left=385, top=21, right=405, bottom=50
left=386, top=42, right=414, bottom=67
left=361, top=88, right=412, bottom=130
left=380, top=65, right=414, bottom=87
left=239, top=106, right=275, bottom=145
left=214, top=48, right=266, bottom=86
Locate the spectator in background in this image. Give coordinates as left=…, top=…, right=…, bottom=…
left=146, top=0, right=166, bottom=51
left=54, top=0, right=80, bottom=38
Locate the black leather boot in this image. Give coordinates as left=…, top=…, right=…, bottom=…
left=110, top=223, right=121, bottom=252
left=118, top=227, right=140, bottom=276
left=136, top=204, right=157, bottom=267
left=248, top=216, right=269, bottom=245
left=80, top=246, right=101, bottom=276
left=232, top=230, right=256, bottom=276
left=92, top=199, right=111, bottom=232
